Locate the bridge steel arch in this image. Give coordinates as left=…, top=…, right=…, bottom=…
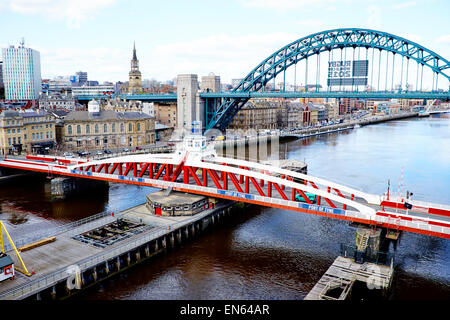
left=207, top=28, right=450, bottom=131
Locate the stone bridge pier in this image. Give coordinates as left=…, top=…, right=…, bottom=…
left=49, top=177, right=109, bottom=200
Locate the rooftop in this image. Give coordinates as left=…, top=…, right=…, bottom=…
left=147, top=190, right=206, bottom=205
left=65, top=110, right=154, bottom=121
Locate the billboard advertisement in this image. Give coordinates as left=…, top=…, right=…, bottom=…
left=327, top=60, right=368, bottom=86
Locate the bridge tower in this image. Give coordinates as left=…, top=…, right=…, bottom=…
left=176, top=74, right=207, bottom=136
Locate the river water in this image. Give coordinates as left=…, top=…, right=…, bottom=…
left=0, top=115, right=449, bottom=300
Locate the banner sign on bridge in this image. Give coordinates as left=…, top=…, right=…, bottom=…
left=327, top=60, right=368, bottom=86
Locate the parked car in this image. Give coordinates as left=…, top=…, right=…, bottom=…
left=96, top=151, right=103, bottom=156
left=122, top=148, right=130, bottom=152
left=63, top=152, right=74, bottom=158
left=103, top=149, right=112, bottom=154
left=135, top=146, right=143, bottom=150
left=76, top=151, right=90, bottom=157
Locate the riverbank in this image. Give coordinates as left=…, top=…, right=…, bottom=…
left=215, top=111, right=419, bottom=148
left=0, top=199, right=241, bottom=300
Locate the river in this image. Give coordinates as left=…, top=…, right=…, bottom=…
left=0, top=114, right=449, bottom=300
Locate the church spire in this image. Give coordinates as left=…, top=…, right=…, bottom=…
left=133, top=41, right=137, bottom=60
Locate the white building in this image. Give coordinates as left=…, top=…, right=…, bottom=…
left=1, top=44, right=41, bottom=100
left=71, top=85, right=114, bottom=97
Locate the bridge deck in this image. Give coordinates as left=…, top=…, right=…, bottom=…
left=0, top=155, right=449, bottom=239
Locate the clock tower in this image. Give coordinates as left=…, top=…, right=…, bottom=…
left=128, top=42, right=142, bottom=94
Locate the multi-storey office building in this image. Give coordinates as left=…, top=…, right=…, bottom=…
left=1, top=45, right=41, bottom=100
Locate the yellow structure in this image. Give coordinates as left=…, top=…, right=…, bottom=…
left=0, top=221, right=32, bottom=276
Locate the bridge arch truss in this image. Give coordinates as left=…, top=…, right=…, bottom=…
left=208, top=28, right=450, bottom=130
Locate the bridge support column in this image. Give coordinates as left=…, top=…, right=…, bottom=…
left=170, top=233, right=175, bottom=248
left=51, top=286, right=57, bottom=300
left=104, top=262, right=110, bottom=275
left=92, top=267, right=97, bottom=282
left=355, top=226, right=382, bottom=263
left=50, top=177, right=108, bottom=200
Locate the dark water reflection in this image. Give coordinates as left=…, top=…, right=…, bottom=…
left=0, top=115, right=449, bottom=300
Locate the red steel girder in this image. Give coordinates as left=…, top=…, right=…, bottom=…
left=154, top=164, right=166, bottom=180
left=286, top=176, right=312, bottom=204
left=170, top=161, right=185, bottom=182
left=207, top=168, right=222, bottom=189
left=309, top=181, right=336, bottom=208
left=187, top=166, right=202, bottom=186
left=273, top=182, right=288, bottom=200
left=227, top=172, right=244, bottom=193
left=139, top=163, right=150, bottom=178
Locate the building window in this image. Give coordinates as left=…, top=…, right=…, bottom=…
left=86, top=124, right=90, bottom=134
left=95, top=123, right=99, bottom=133
left=128, top=123, right=132, bottom=132
left=137, top=123, right=141, bottom=131
left=112, top=123, right=115, bottom=133
left=32, top=133, right=35, bottom=140
left=68, top=125, right=72, bottom=135
left=104, top=124, right=107, bottom=133
left=77, top=125, right=81, bottom=134
left=120, top=123, right=124, bottom=132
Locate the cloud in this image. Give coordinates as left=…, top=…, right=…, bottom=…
left=392, top=1, right=417, bottom=9
left=436, top=35, right=450, bottom=44
left=243, top=0, right=324, bottom=9
left=148, top=32, right=300, bottom=83
left=241, top=0, right=356, bottom=11
left=5, top=0, right=117, bottom=29
left=366, top=5, right=382, bottom=30
left=33, top=32, right=302, bottom=83
left=37, top=46, right=129, bottom=82
left=296, top=19, right=325, bottom=28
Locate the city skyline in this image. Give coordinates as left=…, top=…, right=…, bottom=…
left=1, top=0, right=450, bottom=88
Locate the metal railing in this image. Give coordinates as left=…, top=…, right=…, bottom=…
left=3, top=210, right=120, bottom=253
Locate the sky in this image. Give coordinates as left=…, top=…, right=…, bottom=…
left=1, top=0, right=450, bottom=89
